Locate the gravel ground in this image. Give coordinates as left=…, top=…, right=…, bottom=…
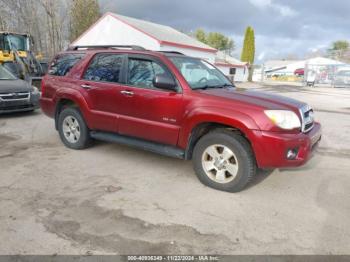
left=0, top=82, right=349, bottom=255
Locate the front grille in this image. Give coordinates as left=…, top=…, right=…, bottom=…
left=0, top=92, right=30, bottom=101
left=0, top=104, right=33, bottom=111
left=299, top=105, right=314, bottom=133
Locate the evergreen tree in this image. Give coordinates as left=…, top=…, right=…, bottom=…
left=241, top=26, right=255, bottom=81
left=69, top=0, right=101, bottom=42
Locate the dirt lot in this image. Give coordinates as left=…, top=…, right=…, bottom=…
left=0, top=83, right=350, bottom=255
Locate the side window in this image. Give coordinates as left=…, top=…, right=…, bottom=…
left=49, top=53, right=84, bottom=76
left=127, top=58, right=171, bottom=89
left=83, top=54, right=123, bottom=83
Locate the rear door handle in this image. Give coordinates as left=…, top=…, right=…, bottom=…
left=120, top=90, right=134, bottom=97
left=81, top=84, right=92, bottom=90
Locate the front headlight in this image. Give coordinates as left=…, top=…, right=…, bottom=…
left=264, top=110, right=301, bottom=130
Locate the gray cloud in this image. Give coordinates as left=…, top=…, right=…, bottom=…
left=99, top=0, right=350, bottom=62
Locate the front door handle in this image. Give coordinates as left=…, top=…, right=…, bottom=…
left=81, top=84, right=92, bottom=90
left=120, top=90, right=134, bottom=97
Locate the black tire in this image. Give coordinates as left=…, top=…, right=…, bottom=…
left=57, top=107, right=91, bottom=149
left=192, top=129, right=256, bottom=192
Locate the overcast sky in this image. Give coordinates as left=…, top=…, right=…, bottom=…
left=99, top=0, right=350, bottom=62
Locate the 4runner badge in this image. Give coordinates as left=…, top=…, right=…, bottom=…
left=162, top=117, right=177, bottom=123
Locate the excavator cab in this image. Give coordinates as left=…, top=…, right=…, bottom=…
left=0, top=32, right=46, bottom=86
left=0, top=33, right=29, bottom=61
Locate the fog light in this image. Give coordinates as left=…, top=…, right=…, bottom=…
left=286, top=148, right=298, bottom=160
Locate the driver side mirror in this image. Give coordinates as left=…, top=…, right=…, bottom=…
left=153, top=73, right=177, bottom=91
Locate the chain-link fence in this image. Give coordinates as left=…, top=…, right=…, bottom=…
left=331, top=65, right=350, bottom=88
left=256, top=62, right=350, bottom=87
left=303, top=63, right=350, bottom=87
left=304, top=64, right=334, bottom=86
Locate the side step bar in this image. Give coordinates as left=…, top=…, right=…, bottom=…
left=90, top=131, right=185, bottom=159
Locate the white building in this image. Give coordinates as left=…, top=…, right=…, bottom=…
left=264, top=60, right=304, bottom=76
left=71, top=12, right=248, bottom=81
left=214, top=51, right=249, bottom=82
left=72, top=12, right=217, bottom=62
left=263, top=57, right=345, bottom=77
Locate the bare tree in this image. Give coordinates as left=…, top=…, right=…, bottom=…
left=69, top=0, right=101, bottom=42
left=0, top=0, right=10, bottom=31
left=38, top=0, right=71, bottom=57
left=0, top=0, right=70, bottom=58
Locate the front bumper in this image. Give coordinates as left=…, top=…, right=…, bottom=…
left=0, top=92, right=40, bottom=114
left=252, top=122, right=322, bottom=168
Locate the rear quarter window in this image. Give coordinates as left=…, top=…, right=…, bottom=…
left=49, top=53, right=84, bottom=76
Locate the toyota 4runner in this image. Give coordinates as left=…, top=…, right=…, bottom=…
left=40, top=45, right=321, bottom=192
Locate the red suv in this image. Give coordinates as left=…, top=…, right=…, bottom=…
left=40, top=46, right=321, bottom=192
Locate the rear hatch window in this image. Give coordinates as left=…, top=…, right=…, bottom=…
left=49, top=53, right=84, bottom=76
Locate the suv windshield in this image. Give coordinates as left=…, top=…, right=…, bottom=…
left=169, top=56, right=233, bottom=89
left=0, top=65, right=17, bottom=80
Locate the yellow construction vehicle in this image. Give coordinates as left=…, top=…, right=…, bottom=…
left=0, top=31, right=46, bottom=85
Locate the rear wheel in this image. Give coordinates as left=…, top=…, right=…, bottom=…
left=192, top=129, right=256, bottom=192
left=58, top=107, right=91, bottom=149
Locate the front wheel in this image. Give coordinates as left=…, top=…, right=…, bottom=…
left=192, top=129, right=256, bottom=192
left=57, top=107, right=91, bottom=149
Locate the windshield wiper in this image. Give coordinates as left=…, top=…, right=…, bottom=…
left=193, top=85, right=214, bottom=90
left=222, top=83, right=235, bottom=88
left=194, top=83, right=235, bottom=90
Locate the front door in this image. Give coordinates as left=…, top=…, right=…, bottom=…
left=118, top=55, right=184, bottom=146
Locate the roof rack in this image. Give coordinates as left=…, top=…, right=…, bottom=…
left=67, top=45, right=146, bottom=51
left=157, top=51, right=184, bottom=55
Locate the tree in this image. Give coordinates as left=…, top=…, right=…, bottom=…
left=331, top=40, right=349, bottom=51
left=0, top=0, right=70, bottom=58
left=328, top=40, right=349, bottom=62
left=206, top=32, right=234, bottom=53
left=194, top=29, right=235, bottom=54
left=195, top=28, right=207, bottom=44
left=40, top=0, right=70, bottom=56
left=69, top=0, right=101, bottom=42
left=241, top=26, right=255, bottom=64
left=0, top=0, right=9, bottom=31
left=241, top=26, right=255, bottom=81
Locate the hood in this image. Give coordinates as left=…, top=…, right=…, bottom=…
left=199, top=87, right=306, bottom=111
left=0, top=79, right=32, bottom=93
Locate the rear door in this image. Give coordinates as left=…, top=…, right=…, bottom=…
left=45, top=52, right=85, bottom=95
left=118, top=55, right=185, bottom=146
left=78, top=53, right=127, bottom=132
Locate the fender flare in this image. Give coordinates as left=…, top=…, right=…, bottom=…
left=53, top=88, right=92, bottom=128
left=179, top=106, right=260, bottom=154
